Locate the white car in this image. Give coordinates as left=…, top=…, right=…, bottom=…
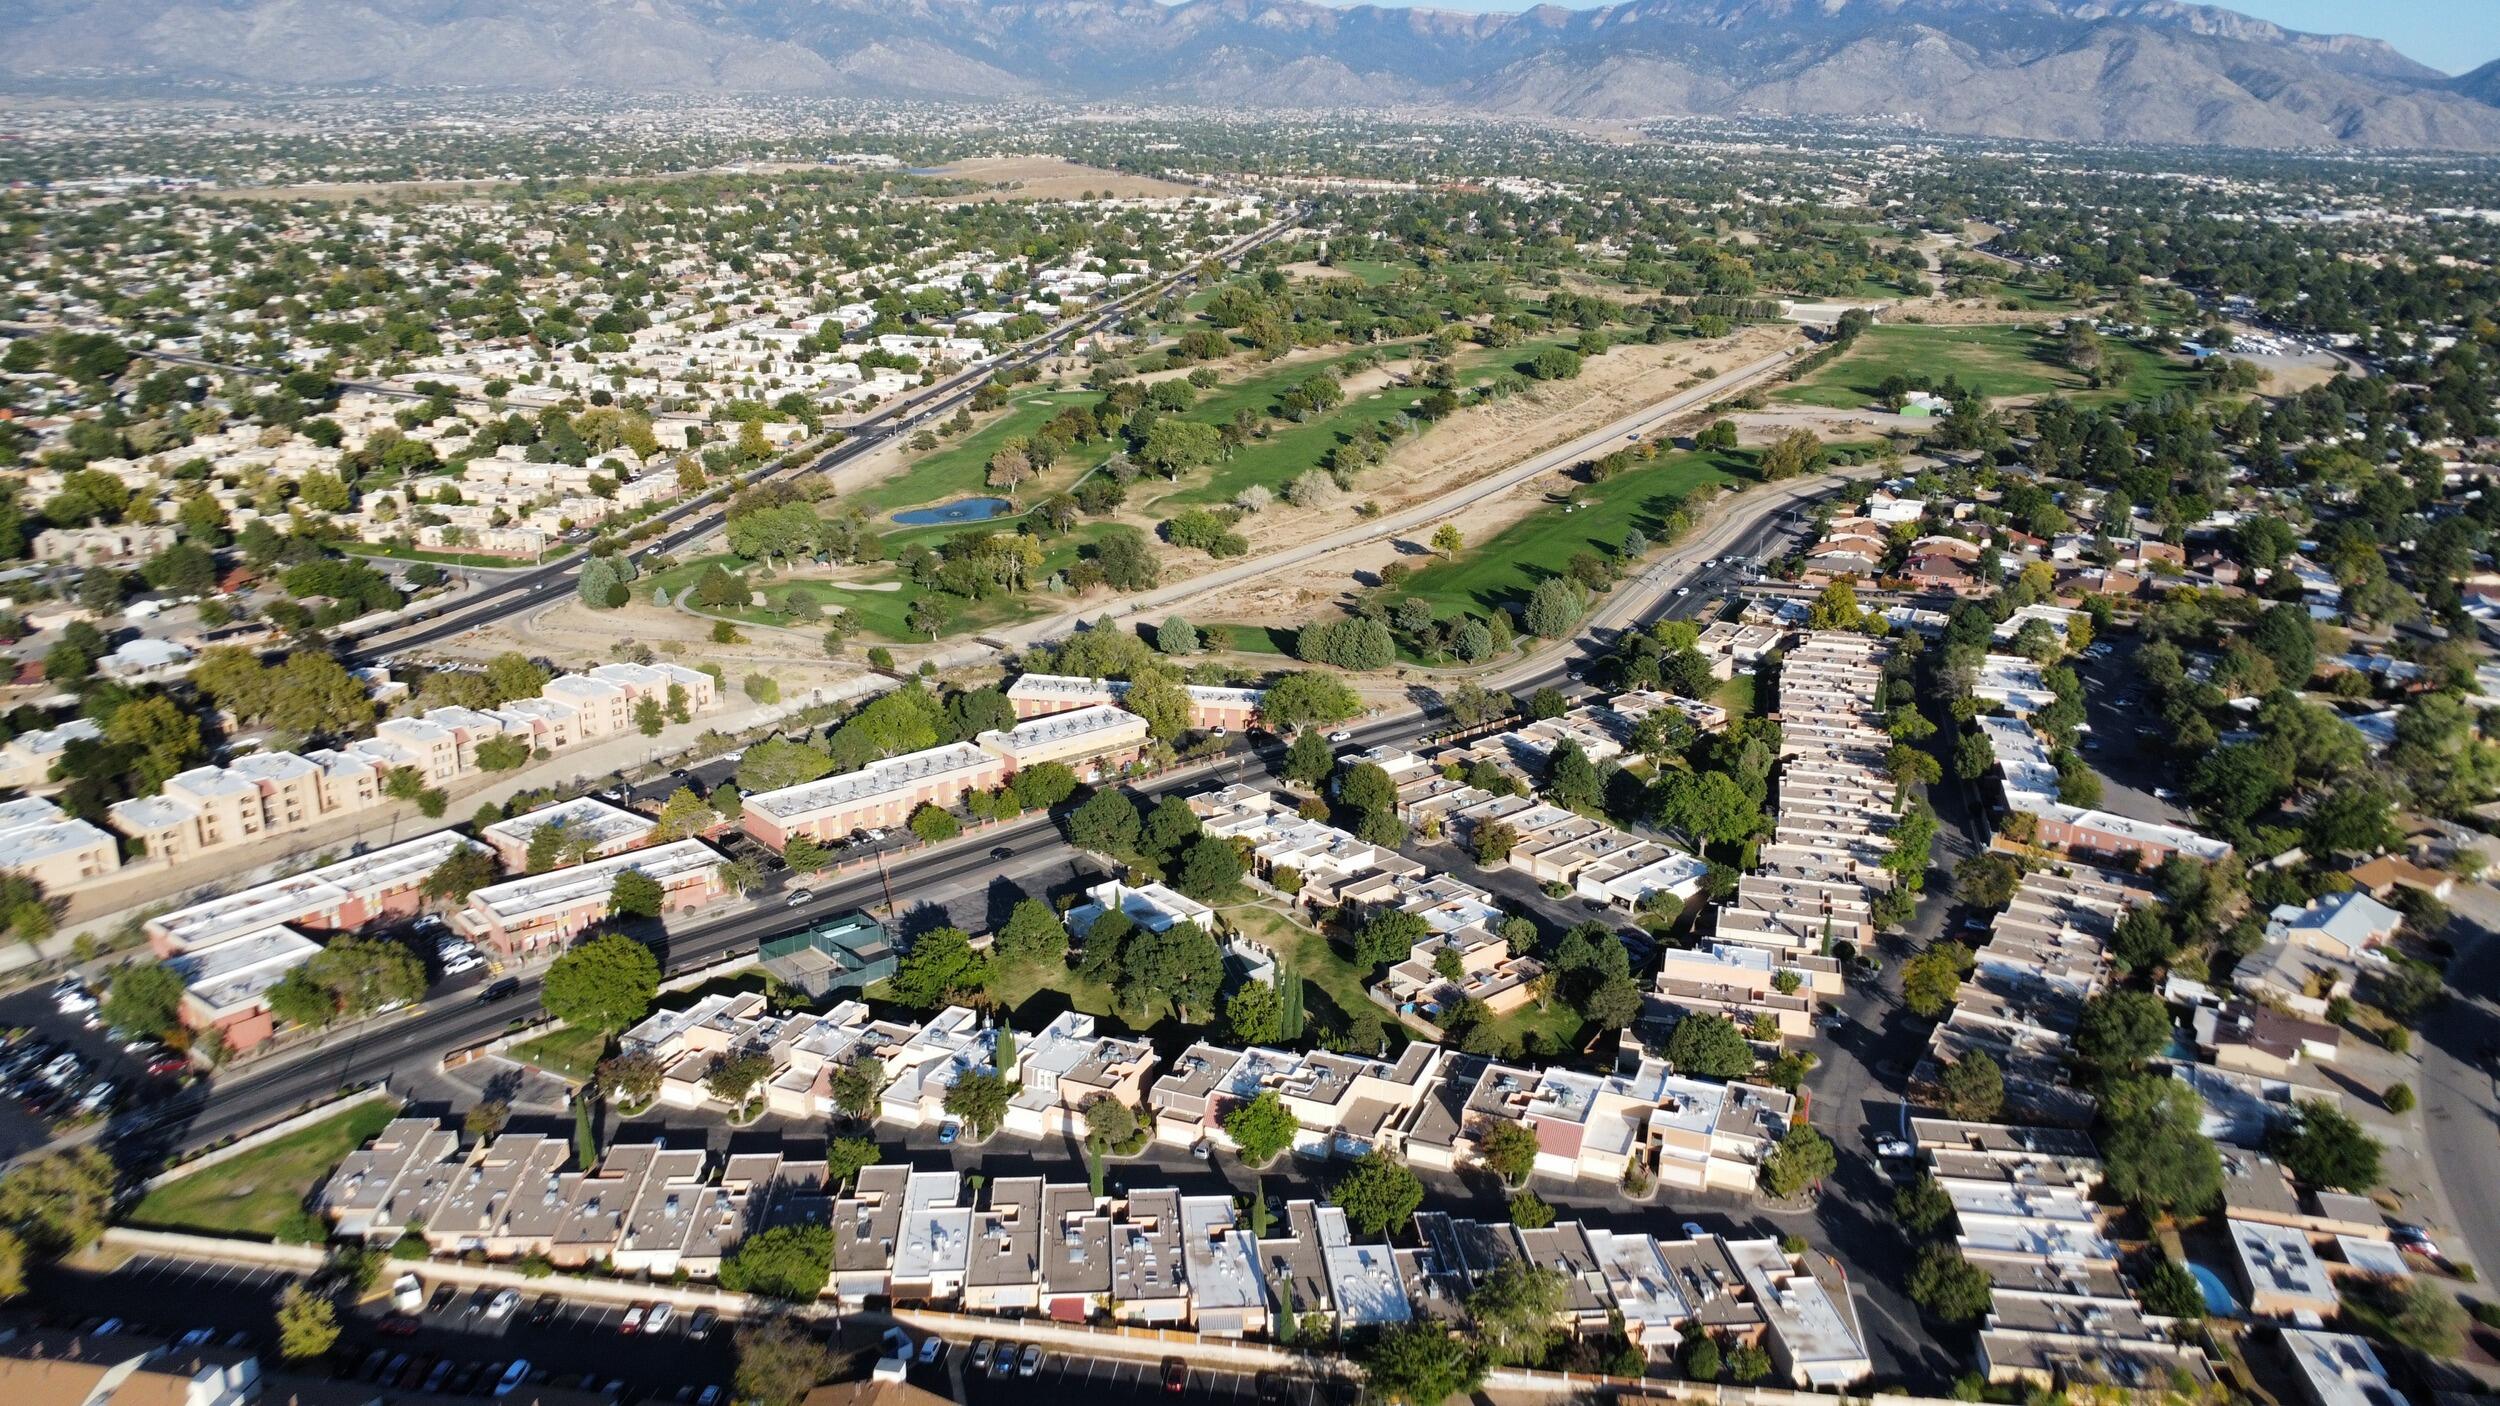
left=1675, top=586, right=1691, bottom=596
left=485, top=1289, right=521, bottom=1321
left=1328, top=730, right=1352, bottom=743
left=1873, top=1136, right=1915, bottom=1159
left=642, top=1303, right=674, bottom=1335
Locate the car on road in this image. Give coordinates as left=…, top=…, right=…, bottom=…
left=1328, top=730, right=1352, bottom=743
left=1018, top=1346, right=1043, bottom=1378
left=990, top=846, right=1013, bottom=859
left=786, top=889, right=815, bottom=907
left=1675, top=586, right=1691, bottom=596
left=477, top=977, right=521, bottom=1004
left=1163, top=1357, right=1190, bottom=1393
left=1681, top=1221, right=1709, bottom=1239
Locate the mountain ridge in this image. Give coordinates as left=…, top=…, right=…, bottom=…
left=9, top=0, right=2500, bottom=151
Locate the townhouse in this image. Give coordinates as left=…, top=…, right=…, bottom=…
left=2236, top=891, right=2403, bottom=1019
left=1001, top=1011, right=1159, bottom=1140
left=1975, top=713, right=2233, bottom=868
left=1911, top=1118, right=2216, bottom=1393
left=1147, top=1040, right=1445, bottom=1160
left=1647, top=942, right=1842, bottom=1047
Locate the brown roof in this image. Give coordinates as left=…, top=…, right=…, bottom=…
left=801, top=1381, right=955, bottom=1406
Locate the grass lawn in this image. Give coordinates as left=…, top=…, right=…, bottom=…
left=333, top=540, right=548, bottom=569
left=1393, top=448, right=1747, bottom=620
left=509, top=1023, right=612, bottom=1081
left=1207, top=624, right=1294, bottom=657
left=1484, top=998, right=1590, bottom=1058
left=1715, top=672, right=1758, bottom=723
left=129, top=1100, right=398, bottom=1238
left=1219, top=903, right=1403, bottom=1049
left=852, top=390, right=1109, bottom=516
left=1773, top=324, right=2081, bottom=410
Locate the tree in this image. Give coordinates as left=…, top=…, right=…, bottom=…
left=1900, top=942, right=1969, bottom=1017
left=1118, top=923, right=1226, bottom=1021
left=275, top=1283, right=340, bottom=1361
left=1477, top=1120, right=1541, bottom=1187
left=1355, top=909, right=1430, bottom=969
left=1665, top=1013, right=1754, bottom=1079
left=1260, top=671, right=1362, bottom=730
left=1156, top=616, right=1199, bottom=655
left=596, top=1051, right=663, bottom=1108
left=1468, top=1259, right=1567, bottom=1366
left=1362, top=1322, right=1485, bottom=1406
left=829, top=1058, right=885, bottom=1123
left=105, top=696, right=202, bottom=793
left=1222, top=981, right=1283, bottom=1046
left=1431, top=523, right=1463, bottom=559
left=908, top=803, right=961, bottom=844
left=1222, top=1090, right=1299, bottom=1164
left=2101, top=1076, right=2224, bottom=1217
left=1332, top=1149, right=1426, bottom=1237
left=1066, top=788, right=1142, bottom=856
left=944, top=1070, right=1009, bottom=1138
left=1522, top=578, right=1587, bottom=639
left=1174, top=836, right=1244, bottom=900
left=1507, top=1189, right=1555, bottom=1230
left=634, top=696, right=666, bottom=737
left=2135, top=1255, right=2206, bottom=1320
left=1953, top=853, right=2023, bottom=909
left=733, top=1317, right=839, bottom=1406
left=1472, top=821, right=1519, bottom=867
left=1284, top=729, right=1335, bottom=787
left=994, top=899, right=1069, bottom=967
left=1908, top=1244, right=1992, bottom=1324
left=1760, top=1124, right=1837, bottom=1199
left=889, top=926, right=985, bottom=1008
left=0, top=1147, right=115, bottom=1255
left=1938, top=1051, right=2004, bottom=1120
left=1082, top=1096, right=1139, bottom=1153
left=608, top=868, right=666, bottom=920
left=1758, top=429, right=1824, bottom=480
left=2077, top=990, right=2169, bottom=1071
left=464, top=1100, right=512, bottom=1140
left=826, top=1136, right=879, bottom=1189
left=1727, top=1344, right=1774, bottom=1385
left=707, top=1051, right=777, bottom=1110
left=101, top=962, right=185, bottom=1041
left=2269, top=1100, right=2382, bottom=1191
left=719, top=1224, right=835, bottom=1300
left=542, top=932, right=660, bottom=1031
left=1681, top=1332, right=1722, bottom=1382
left=420, top=846, right=499, bottom=904
left=1895, top=1174, right=1955, bottom=1235
left=0, top=1228, right=22, bottom=1301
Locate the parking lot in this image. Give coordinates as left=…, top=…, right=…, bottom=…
left=948, top=1338, right=1348, bottom=1406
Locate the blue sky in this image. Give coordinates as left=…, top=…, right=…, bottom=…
left=1333, top=0, right=2500, bottom=75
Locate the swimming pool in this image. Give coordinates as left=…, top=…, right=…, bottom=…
left=2186, top=1261, right=2241, bottom=1316
left=892, top=497, right=1013, bottom=526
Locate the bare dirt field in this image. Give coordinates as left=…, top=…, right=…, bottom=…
left=434, top=597, right=857, bottom=685
left=910, top=156, right=1200, bottom=202
left=1176, top=322, right=1801, bottom=628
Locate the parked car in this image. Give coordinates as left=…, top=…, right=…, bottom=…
left=685, top=1308, right=714, bottom=1341
left=938, top=1120, right=960, bottom=1145
left=485, top=1289, right=520, bottom=1322
left=620, top=1305, right=646, bottom=1335
left=969, top=1340, right=996, bottom=1373
left=1872, top=1135, right=1915, bottom=1159
left=427, top=1284, right=457, bottom=1314
left=1681, top=1221, right=1709, bottom=1239
left=642, top=1303, right=674, bottom=1335
left=1018, top=1346, right=1043, bottom=1378
left=529, top=1295, right=559, bottom=1328
left=495, top=1361, right=533, bottom=1397
left=1163, top=1358, right=1189, bottom=1393
left=988, top=1348, right=1017, bottom=1379
left=917, top=1336, right=944, bottom=1366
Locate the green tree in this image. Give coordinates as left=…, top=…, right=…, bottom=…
left=608, top=868, right=666, bottom=920
left=1174, top=836, right=1244, bottom=900
left=1066, top=788, right=1142, bottom=856
left=1331, top=1149, right=1425, bottom=1237
left=542, top=932, right=660, bottom=1031
left=1476, top=1119, right=1541, bottom=1187
left=275, top=1283, right=340, bottom=1361
left=2269, top=1100, right=2382, bottom=1191
left=1760, top=1124, right=1837, bottom=1199
left=1259, top=672, right=1362, bottom=730
left=889, top=926, right=986, bottom=1008
left=1468, top=1259, right=1567, bottom=1366
left=2135, top=1255, right=2206, bottom=1320
left=1938, top=1052, right=2004, bottom=1120
left=2076, top=989, right=2169, bottom=1071
left=993, top=899, right=1069, bottom=967
left=1223, top=1090, right=1301, bottom=1165
left=1507, top=1189, right=1555, bottom=1230
left=718, top=1224, right=835, bottom=1300
left=908, top=803, right=961, bottom=844
left=420, top=845, right=499, bottom=903
left=1522, top=578, right=1588, bottom=638
left=1895, top=1174, right=1955, bottom=1235
left=829, top=1058, right=885, bottom=1123
left=1900, top=942, right=1969, bottom=1017
left=944, top=1070, right=1010, bottom=1138
left=1664, top=1013, right=1754, bottom=1079
left=2100, top=1076, right=2224, bottom=1217
left=1908, top=1244, right=1992, bottom=1323
left=1284, top=729, right=1335, bottom=787
left=1222, top=981, right=1283, bottom=1046
left=101, top=962, right=186, bottom=1041
left=0, top=1147, right=115, bottom=1255
left=104, top=695, right=202, bottom=793
left=1362, top=1323, right=1485, bottom=1406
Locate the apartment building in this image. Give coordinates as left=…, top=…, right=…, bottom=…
left=480, top=795, right=660, bottom=870
left=169, top=923, right=325, bottom=1051
left=1001, top=1011, right=1159, bottom=1140
left=1977, top=712, right=2234, bottom=868
left=1002, top=672, right=1263, bottom=733
left=975, top=703, right=1149, bottom=778
left=452, top=837, right=726, bottom=957
left=0, top=795, right=124, bottom=891
left=107, top=662, right=718, bottom=865
left=742, top=743, right=1006, bottom=851
left=1372, top=923, right=1547, bottom=1030
left=1647, top=941, right=1842, bottom=1046
left=1146, top=1040, right=1444, bottom=1160
left=0, top=716, right=100, bottom=792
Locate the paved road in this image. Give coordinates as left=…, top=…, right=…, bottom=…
left=2420, top=887, right=2500, bottom=1291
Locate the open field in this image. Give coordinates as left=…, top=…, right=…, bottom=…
left=1390, top=448, right=1748, bottom=620
left=510, top=1024, right=611, bottom=1082
left=908, top=156, right=1199, bottom=202
left=849, top=390, right=1106, bottom=516
left=1773, top=322, right=2196, bottom=411
left=1219, top=903, right=1401, bottom=1050
left=129, top=1100, right=398, bottom=1238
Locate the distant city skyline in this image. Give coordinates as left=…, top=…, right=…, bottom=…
left=1292, top=0, right=2499, bottom=76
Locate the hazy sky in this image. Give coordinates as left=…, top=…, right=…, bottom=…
left=1337, top=0, right=2500, bottom=75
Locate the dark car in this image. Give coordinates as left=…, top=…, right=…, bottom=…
left=377, top=1315, right=421, bottom=1338
left=1163, top=1358, right=1189, bottom=1394
left=1256, top=1371, right=1290, bottom=1405
left=529, top=1295, right=559, bottom=1328
left=477, top=977, right=521, bottom=1004
left=428, top=1284, right=458, bottom=1313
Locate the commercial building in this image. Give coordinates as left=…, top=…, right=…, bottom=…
left=741, top=743, right=1005, bottom=851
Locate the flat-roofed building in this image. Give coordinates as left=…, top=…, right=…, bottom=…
left=0, top=796, right=123, bottom=890
left=453, top=838, right=724, bottom=957
left=1004, top=673, right=1262, bottom=732
left=169, top=923, right=323, bottom=1050
left=1182, top=1194, right=1271, bottom=1337
left=481, top=795, right=658, bottom=870
left=2276, top=1330, right=2409, bottom=1406
left=147, top=832, right=487, bottom=958
left=742, top=743, right=1005, bottom=852
left=974, top=703, right=1148, bottom=778
left=1003, top=1011, right=1159, bottom=1139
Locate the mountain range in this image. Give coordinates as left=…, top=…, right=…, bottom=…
left=12, top=0, right=2500, bottom=152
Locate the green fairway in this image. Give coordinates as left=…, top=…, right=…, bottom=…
left=130, top=1099, right=398, bottom=1238
left=1392, top=449, right=1746, bottom=621
left=851, top=390, right=1106, bottom=515
left=1773, top=324, right=2079, bottom=410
